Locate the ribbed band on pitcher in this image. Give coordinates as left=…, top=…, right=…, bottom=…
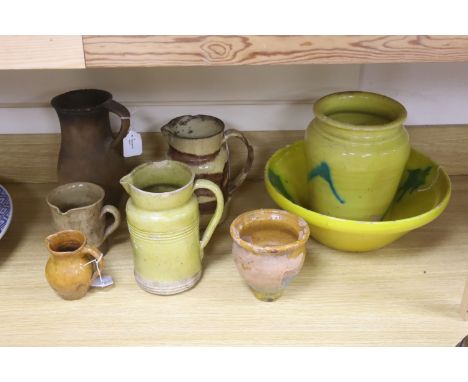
left=134, top=270, right=202, bottom=295
left=127, top=219, right=198, bottom=241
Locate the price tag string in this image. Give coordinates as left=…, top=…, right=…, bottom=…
left=82, top=253, right=104, bottom=284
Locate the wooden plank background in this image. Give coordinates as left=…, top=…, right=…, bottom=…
left=0, top=126, right=467, bottom=184
left=0, top=36, right=85, bottom=70
left=83, top=35, right=468, bottom=67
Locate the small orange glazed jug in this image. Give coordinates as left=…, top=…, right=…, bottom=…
left=45, top=230, right=104, bottom=300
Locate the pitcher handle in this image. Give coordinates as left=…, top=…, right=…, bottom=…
left=100, top=205, right=121, bottom=242
left=82, top=244, right=105, bottom=281
left=104, top=99, right=131, bottom=149
left=194, top=179, right=224, bottom=257
left=221, top=129, right=254, bottom=196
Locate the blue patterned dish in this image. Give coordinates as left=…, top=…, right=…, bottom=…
left=0, top=185, right=13, bottom=239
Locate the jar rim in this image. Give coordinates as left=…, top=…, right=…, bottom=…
left=161, top=114, right=225, bottom=140
left=229, top=209, right=310, bottom=255
left=51, top=89, right=112, bottom=112
left=313, top=91, right=407, bottom=131
left=123, top=160, right=195, bottom=197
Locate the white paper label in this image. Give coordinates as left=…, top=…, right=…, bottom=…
left=123, top=130, right=143, bottom=157
left=91, top=275, right=114, bottom=288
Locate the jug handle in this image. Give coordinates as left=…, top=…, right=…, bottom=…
left=101, top=205, right=121, bottom=242
left=194, top=179, right=224, bottom=258
left=82, top=244, right=105, bottom=282
left=221, top=129, right=254, bottom=196
left=104, top=100, right=131, bottom=149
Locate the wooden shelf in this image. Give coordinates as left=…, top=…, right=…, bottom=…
left=0, top=178, right=467, bottom=346
left=0, top=34, right=467, bottom=346
left=0, top=36, right=85, bottom=70
left=2, top=36, right=468, bottom=69
left=82, top=36, right=468, bottom=67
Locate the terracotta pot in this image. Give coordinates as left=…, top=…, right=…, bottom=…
left=46, top=182, right=121, bottom=254
left=161, top=115, right=253, bottom=229
left=51, top=89, right=130, bottom=207
left=45, top=230, right=104, bottom=300
left=230, top=209, right=310, bottom=302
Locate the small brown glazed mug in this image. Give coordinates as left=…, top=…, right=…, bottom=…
left=230, top=209, right=310, bottom=302
left=46, top=182, right=121, bottom=254
left=45, top=230, right=104, bottom=300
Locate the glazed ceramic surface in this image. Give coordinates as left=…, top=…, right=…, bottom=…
left=46, top=182, right=121, bottom=254
left=120, top=160, right=224, bottom=295
left=265, top=141, right=451, bottom=252
left=51, top=89, right=130, bottom=207
left=161, top=115, right=253, bottom=228
left=0, top=185, right=13, bottom=240
left=305, top=91, right=410, bottom=221
left=45, top=230, right=103, bottom=300
left=230, top=209, right=309, bottom=302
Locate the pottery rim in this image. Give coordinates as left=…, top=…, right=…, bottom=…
left=161, top=114, right=225, bottom=140
left=121, top=160, right=195, bottom=196
left=46, top=182, right=105, bottom=215
left=313, top=91, right=407, bottom=132
left=50, top=89, right=112, bottom=112
left=45, top=229, right=87, bottom=256
left=230, top=208, right=310, bottom=255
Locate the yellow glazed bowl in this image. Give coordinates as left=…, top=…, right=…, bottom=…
left=265, top=141, right=451, bottom=252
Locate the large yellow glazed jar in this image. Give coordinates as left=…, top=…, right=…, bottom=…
left=305, top=91, right=410, bottom=221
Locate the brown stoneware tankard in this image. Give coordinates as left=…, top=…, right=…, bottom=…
left=51, top=89, right=130, bottom=207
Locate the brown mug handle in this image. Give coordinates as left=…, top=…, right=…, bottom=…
left=221, top=129, right=254, bottom=196
left=104, top=99, right=130, bottom=149
left=100, top=205, right=121, bottom=242
left=82, top=244, right=105, bottom=282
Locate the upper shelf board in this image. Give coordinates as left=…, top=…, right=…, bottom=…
left=0, top=36, right=85, bottom=70
left=2, top=35, right=468, bottom=69
left=83, top=35, right=468, bottom=67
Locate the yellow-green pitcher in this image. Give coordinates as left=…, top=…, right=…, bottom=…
left=120, top=160, right=224, bottom=295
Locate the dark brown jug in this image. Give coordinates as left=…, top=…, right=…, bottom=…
left=51, top=89, right=130, bottom=206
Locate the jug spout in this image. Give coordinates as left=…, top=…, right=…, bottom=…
left=120, top=173, right=133, bottom=196
left=160, top=115, right=200, bottom=138
left=160, top=122, right=170, bottom=137
left=160, top=118, right=182, bottom=138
